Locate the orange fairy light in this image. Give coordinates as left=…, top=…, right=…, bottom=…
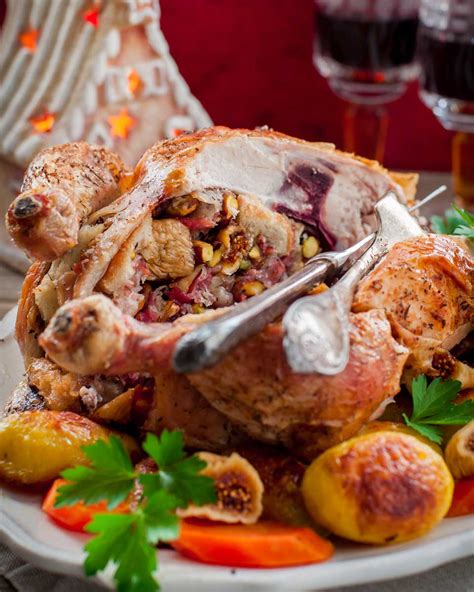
left=107, top=108, right=136, bottom=139
left=127, top=69, right=143, bottom=96
left=83, top=8, right=100, bottom=27
left=19, top=29, right=39, bottom=53
left=30, top=111, right=56, bottom=133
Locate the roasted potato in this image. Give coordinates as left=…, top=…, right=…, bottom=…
left=359, top=421, right=442, bottom=454
left=302, top=431, right=453, bottom=544
left=0, top=411, right=138, bottom=484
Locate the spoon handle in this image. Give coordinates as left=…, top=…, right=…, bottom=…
left=172, top=256, right=338, bottom=373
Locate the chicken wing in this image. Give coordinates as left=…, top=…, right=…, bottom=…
left=6, top=143, right=127, bottom=261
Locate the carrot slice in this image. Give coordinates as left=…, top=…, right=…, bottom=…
left=42, top=479, right=128, bottom=532
left=447, top=477, right=474, bottom=518
left=172, top=520, right=334, bottom=568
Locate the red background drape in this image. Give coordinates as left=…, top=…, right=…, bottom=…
left=1, top=0, right=452, bottom=171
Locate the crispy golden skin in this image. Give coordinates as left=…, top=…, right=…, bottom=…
left=189, top=309, right=408, bottom=459
left=0, top=411, right=138, bottom=485
left=15, top=261, right=49, bottom=361
left=145, top=370, right=241, bottom=451
left=302, top=431, right=453, bottom=544
left=39, top=295, right=408, bottom=459
left=6, top=143, right=127, bottom=261
left=353, top=235, right=474, bottom=388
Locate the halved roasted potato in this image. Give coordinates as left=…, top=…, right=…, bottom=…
left=0, top=410, right=138, bottom=484
left=302, top=431, right=453, bottom=544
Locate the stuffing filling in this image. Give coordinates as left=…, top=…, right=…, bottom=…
left=25, top=190, right=322, bottom=423
left=110, top=191, right=321, bottom=323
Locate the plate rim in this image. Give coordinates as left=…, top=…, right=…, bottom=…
left=2, top=509, right=474, bottom=591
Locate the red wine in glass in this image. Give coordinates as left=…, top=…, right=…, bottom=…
left=417, top=0, right=474, bottom=208
left=418, top=29, right=474, bottom=120
left=313, top=1, right=419, bottom=161
left=316, top=13, right=419, bottom=78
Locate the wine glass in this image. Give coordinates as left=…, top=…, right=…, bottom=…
left=417, top=0, right=474, bottom=209
left=313, top=0, right=420, bottom=162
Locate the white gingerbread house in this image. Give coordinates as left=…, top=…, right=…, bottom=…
left=0, top=0, right=211, bottom=179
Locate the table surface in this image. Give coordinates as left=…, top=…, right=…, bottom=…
left=0, top=171, right=452, bottom=318
left=2, top=170, right=471, bottom=592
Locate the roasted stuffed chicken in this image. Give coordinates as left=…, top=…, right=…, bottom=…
left=5, top=127, right=420, bottom=456
left=3, top=127, right=472, bottom=464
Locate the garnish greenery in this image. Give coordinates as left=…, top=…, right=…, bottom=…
left=431, top=205, right=474, bottom=239
left=403, top=375, right=474, bottom=444
left=55, top=431, right=216, bottom=592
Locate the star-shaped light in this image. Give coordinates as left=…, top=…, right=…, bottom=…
left=127, top=69, right=143, bottom=96
left=107, top=108, right=136, bottom=139
left=19, top=29, right=39, bottom=53
left=30, top=111, right=56, bottom=133
left=83, top=7, right=100, bottom=27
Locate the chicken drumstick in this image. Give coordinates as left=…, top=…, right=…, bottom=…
left=6, top=143, right=127, bottom=260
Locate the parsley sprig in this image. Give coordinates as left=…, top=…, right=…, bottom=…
left=55, top=431, right=216, bottom=592
left=431, top=205, right=474, bottom=239
left=403, top=375, right=474, bottom=444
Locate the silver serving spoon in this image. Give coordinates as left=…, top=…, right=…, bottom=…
left=173, top=186, right=446, bottom=374
left=282, top=193, right=425, bottom=375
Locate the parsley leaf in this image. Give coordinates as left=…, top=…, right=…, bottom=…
left=431, top=208, right=464, bottom=234
left=84, top=513, right=138, bottom=575
left=453, top=205, right=474, bottom=227
left=54, top=430, right=215, bottom=591
left=142, top=491, right=180, bottom=544
left=143, top=430, right=185, bottom=467
left=410, top=376, right=461, bottom=421
left=403, top=375, right=474, bottom=443
left=56, top=436, right=136, bottom=509
left=402, top=416, right=444, bottom=444
left=85, top=513, right=159, bottom=592
left=140, top=431, right=216, bottom=508
left=432, top=205, right=474, bottom=239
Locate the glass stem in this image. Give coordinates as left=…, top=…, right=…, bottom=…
left=452, top=132, right=474, bottom=210
left=343, top=103, right=389, bottom=162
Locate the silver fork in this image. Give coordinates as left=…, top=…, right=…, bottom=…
left=172, top=186, right=446, bottom=374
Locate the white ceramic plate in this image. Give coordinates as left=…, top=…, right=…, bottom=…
left=1, top=307, right=473, bottom=591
